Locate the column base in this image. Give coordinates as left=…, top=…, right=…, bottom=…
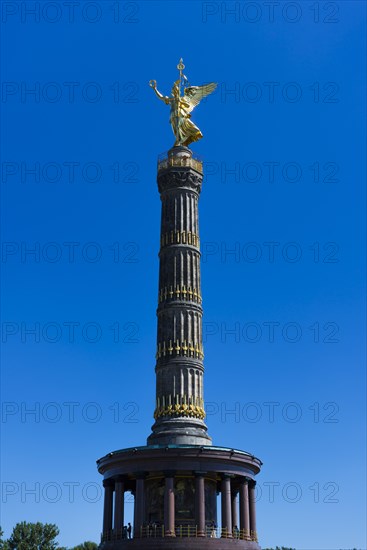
left=147, top=417, right=212, bottom=446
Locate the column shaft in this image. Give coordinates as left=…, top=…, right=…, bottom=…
left=102, top=482, right=114, bottom=536
left=221, top=476, right=232, bottom=538
left=114, top=480, right=124, bottom=533
left=164, top=476, right=175, bottom=536
left=239, top=479, right=250, bottom=540
left=249, top=482, right=257, bottom=541
left=195, top=475, right=206, bottom=536
left=148, top=148, right=211, bottom=447
left=231, top=491, right=238, bottom=534
left=133, top=478, right=145, bottom=538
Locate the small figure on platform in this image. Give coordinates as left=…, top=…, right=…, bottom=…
left=127, top=522, right=132, bottom=539
left=147, top=522, right=153, bottom=537
left=210, top=520, right=217, bottom=538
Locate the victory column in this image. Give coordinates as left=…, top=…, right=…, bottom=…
left=97, top=59, right=262, bottom=550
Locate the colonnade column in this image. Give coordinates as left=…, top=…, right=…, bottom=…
left=164, top=471, right=175, bottom=537
left=231, top=489, right=238, bottom=533
left=133, top=474, right=145, bottom=538
left=239, top=477, right=250, bottom=540
left=195, top=472, right=206, bottom=536
left=102, top=479, right=114, bottom=537
left=114, top=476, right=125, bottom=534
left=221, top=475, right=232, bottom=538
left=249, top=480, right=257, bottom=541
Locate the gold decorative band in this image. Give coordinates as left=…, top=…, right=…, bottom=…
left=156, top=340, right=204, bottom=360
left=160, top=230, right=200, bottom=248
left=158, top=286, right=202, bottom=304
left=154, top=395, right=205, bottom=420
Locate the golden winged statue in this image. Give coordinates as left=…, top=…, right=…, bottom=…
left=149, top=59, right=217, bottom=147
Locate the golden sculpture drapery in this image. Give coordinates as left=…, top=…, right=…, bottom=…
left=149, top=59, right=216, bottom=147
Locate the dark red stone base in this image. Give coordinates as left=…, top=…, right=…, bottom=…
left=100, top=538, right=260, bottom=550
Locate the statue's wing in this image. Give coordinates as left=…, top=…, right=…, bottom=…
left=183, top=83, right=217, bottom=113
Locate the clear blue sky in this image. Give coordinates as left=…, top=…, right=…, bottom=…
left=1, top=1, right=366, bottom=549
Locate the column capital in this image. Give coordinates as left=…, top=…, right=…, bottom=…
left=163, top=470, right=176, bottom=478
left=134, top=471, right=147, bottom=480
left=157, top=169, right=203, bottom=195
left=221, top=473, right=235, bottom=480
left=194, top=470, right=207, bottom=477
left=240, top=476, right=251, bottom=484
left=114, top=475, right=126, bottom=483
left=103, top=478, right=114, bottom=488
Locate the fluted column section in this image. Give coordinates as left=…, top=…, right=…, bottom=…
left=148, top=146, right=211, bottom=446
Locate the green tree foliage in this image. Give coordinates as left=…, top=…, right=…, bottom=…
left=7, top=522, right=60, bottom=550
left=70, top=543, right=98, bottom=550
left=0, top=527, right=10, bottom=550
